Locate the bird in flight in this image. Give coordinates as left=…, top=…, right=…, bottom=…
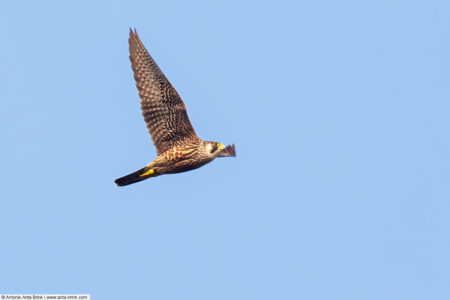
left=115, top=29, right=236, bottom=186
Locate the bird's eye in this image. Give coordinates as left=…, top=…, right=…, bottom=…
left=210, top=143, right=218, bottom=153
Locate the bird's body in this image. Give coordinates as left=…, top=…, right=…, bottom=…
left=115, top=29, right=236, bottom=186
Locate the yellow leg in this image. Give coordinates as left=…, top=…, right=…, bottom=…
left=140, top=169, right=155, bottom=177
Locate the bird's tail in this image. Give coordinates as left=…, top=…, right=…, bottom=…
left=114, top=166, right=159, bottom=187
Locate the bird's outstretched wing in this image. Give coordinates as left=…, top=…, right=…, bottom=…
left=128, top=28, right=199, bottom=155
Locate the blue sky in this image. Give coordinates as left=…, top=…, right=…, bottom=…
left=1, top=0, right=450, bottom=299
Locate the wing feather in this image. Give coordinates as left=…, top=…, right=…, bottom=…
left=128, top=28, right=199, bottom=155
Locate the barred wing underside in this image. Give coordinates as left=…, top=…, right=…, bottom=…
left=128, top=29, right=199, bottom=155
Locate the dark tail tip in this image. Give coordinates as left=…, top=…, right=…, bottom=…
left=114, top=167, right=156, bottom=187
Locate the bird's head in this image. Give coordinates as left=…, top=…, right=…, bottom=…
left=203, top=141, right=236, bottom=158
left=203, top=141, right=226, bottom=158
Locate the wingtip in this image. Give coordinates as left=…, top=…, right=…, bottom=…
left=129, top=27, right=138, bottom=38
left=218, top=144, right=236, bottom=157
left=128, top=28, right=138, bottom=51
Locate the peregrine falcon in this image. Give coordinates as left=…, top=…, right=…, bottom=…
left=115, top=29, right=236, bottom=186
